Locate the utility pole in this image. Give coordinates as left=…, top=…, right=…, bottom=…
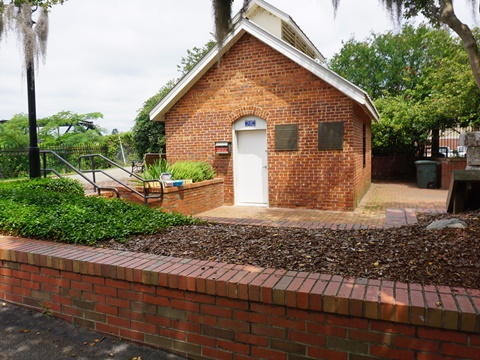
left=26, top=7, right=41, bottom=179
left=27, top=59, right=41, bottom=178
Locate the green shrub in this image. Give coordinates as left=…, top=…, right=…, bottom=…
left=0, top=178, right=201, bottom=245
left=14, top=177, right=85, bottom=196
left=170, top=161, right=215, bottom=183
left=142, top=159, right=170, bottom=180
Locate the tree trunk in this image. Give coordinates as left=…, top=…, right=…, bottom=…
left=431, top=128, right=440, bottom=157
left=440, top=0, right=480, bottom=91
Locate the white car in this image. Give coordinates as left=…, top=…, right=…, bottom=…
left=439, top=146, right=451, bottom=157
left=457, top=146, right=467, bottom=157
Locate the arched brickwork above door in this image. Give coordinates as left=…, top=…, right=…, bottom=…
left=227, top=106, right=271, bottom=124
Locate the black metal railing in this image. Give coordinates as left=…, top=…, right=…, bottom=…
left=40, top=151, right=163, bottom=205
left=40, top=150, right=120, bottom=198
left=77, top=154, right=163, bottom=205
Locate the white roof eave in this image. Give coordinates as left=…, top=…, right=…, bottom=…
left=150, top=18, right=378, bottom=123
left=149, top=23, right=247, bottom=122
left=241, top=0, right=324, bottom=61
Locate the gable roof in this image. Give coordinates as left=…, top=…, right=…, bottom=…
left=150, top=1, right=379, bottom=123
left=241, top=0, right=324, bottom=62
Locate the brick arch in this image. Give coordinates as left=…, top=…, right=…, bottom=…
left=227, top=106, right=271, bottom=124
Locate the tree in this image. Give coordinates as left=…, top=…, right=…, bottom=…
left=38, top=111, right=105, bottom=146
left=133, top=40, right=215, bottom=157
left=0, top=0, right=67, bottom=178
left=177, top=40, right=216, bottom=77
left=132, top=81, right=174, bottom=157
left=331, top=0, right=480, bottom=92
left=0, top=111, right=105, bottom=148
left=329, top=24, right=480, bottom=157
left=329, top=24, right=454, bottom=99
left=0, top=114, right=29, bottom=147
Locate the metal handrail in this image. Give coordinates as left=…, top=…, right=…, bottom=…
left=77, top=154, right=163, bottom=205
left=40, top=150, right=120, bottom=198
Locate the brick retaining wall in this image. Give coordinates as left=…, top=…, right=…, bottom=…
left=0, top=236, right=479, bottom=359
left=437, top=158, right=467, bottom=190
left=115, top=179, right=224, bottom=215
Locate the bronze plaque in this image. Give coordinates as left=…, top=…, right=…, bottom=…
left=275, top=124, right=298, bottom=151
left=318, top=122, right=344, bottom=150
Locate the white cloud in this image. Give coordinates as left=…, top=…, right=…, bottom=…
left=0, top=0, right=476, bottom=133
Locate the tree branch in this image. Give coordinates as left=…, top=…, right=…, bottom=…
left=439, top=0, right=480, bottom=91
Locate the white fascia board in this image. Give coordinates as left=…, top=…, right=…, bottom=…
left=243, top=0, right=324, bottom=61
left=149, top=24, right=246, bottom=122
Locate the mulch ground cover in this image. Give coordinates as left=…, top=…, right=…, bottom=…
left=98, top=210, right=480, bottom=289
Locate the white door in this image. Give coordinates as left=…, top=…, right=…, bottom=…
left=236, top=129, right=268, bottom=205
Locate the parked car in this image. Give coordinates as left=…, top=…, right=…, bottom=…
left=438, top=146, right=451, bottom=157
left=457, top=145, right=467, bottom=157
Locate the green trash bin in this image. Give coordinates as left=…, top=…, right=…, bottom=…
left=415, top=160, right=439, bottom=189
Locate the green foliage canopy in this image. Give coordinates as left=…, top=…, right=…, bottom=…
left=131, top=81, right=174, bottom=157
left=0, top=113, right=29, bottom=147
left=0, top=111, right=106, bottom=148
left=329, top=24, right=480, bottom=156
left=329, top=24, right=455, bottom=100
left=177, top=40, right=216, bottom=77
left=330, top=0, right=480, bottom=92
left=132, top=40, right=215, bottom=158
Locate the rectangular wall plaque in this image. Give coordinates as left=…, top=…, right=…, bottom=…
left=275, top=124, right=298, bottom=151
left=318, top=122, right=344, bottom=150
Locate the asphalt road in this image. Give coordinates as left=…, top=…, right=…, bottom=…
left=0, top=301, right=186, bottom=360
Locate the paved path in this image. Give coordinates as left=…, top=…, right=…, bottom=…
left=67, top=167, right=134, bottom=191
left=0, top=302, right=185, bottom=360
left=197, top=182, right=448, bottom=229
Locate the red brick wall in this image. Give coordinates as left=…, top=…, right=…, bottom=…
left=164, top=33, right=373, bottom=211
left=437, top=158, right=467, bottom=189
left=372, top=156, right=416, bottom=181
left=112, top=179, right=224, bottom=215
left=352, top=103, right=372, bottom=207
left=1, top=237, right=479, bottom=360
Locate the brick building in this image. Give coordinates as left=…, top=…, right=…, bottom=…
left=150, top=0, right=378, bottom=211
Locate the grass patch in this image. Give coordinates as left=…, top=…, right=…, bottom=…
left=0, top=178, right=201, bottom=245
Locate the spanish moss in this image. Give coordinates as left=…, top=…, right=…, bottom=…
left=19, top=3, right=35, bottom=67
left=212, top=0, right=250, bottom=52
left=35, top=7, right=48, bottom=63
left=213, top=0, right=233, bottom=48
left=0, top=14, right=3, bottom=42
left=0, top=2, right=49, bottom=70
left=332, top=0, right=403, bottom=26
left=382, top=0, right=405, bottom=26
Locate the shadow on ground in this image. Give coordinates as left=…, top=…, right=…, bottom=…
left=0, top=302, right=185, bottom=360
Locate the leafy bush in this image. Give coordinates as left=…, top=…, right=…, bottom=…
left=170, top=161, right=215, bottom=183
left=10, top=177, right=85, bottom=196
left=142, top=159, right=171, bottom=180
left=0, top=178, right=200, bottom=245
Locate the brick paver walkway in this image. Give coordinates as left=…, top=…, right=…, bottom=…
left=198, top=182, right=448, bottom=229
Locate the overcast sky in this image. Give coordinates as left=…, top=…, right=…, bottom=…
left=0, top=0, right=476, bottom=133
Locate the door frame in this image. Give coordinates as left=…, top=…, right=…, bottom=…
left=233, top=116, right=268, bottom=206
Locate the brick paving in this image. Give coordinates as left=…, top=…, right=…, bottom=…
left=198, top=182, right=448, bottom=229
